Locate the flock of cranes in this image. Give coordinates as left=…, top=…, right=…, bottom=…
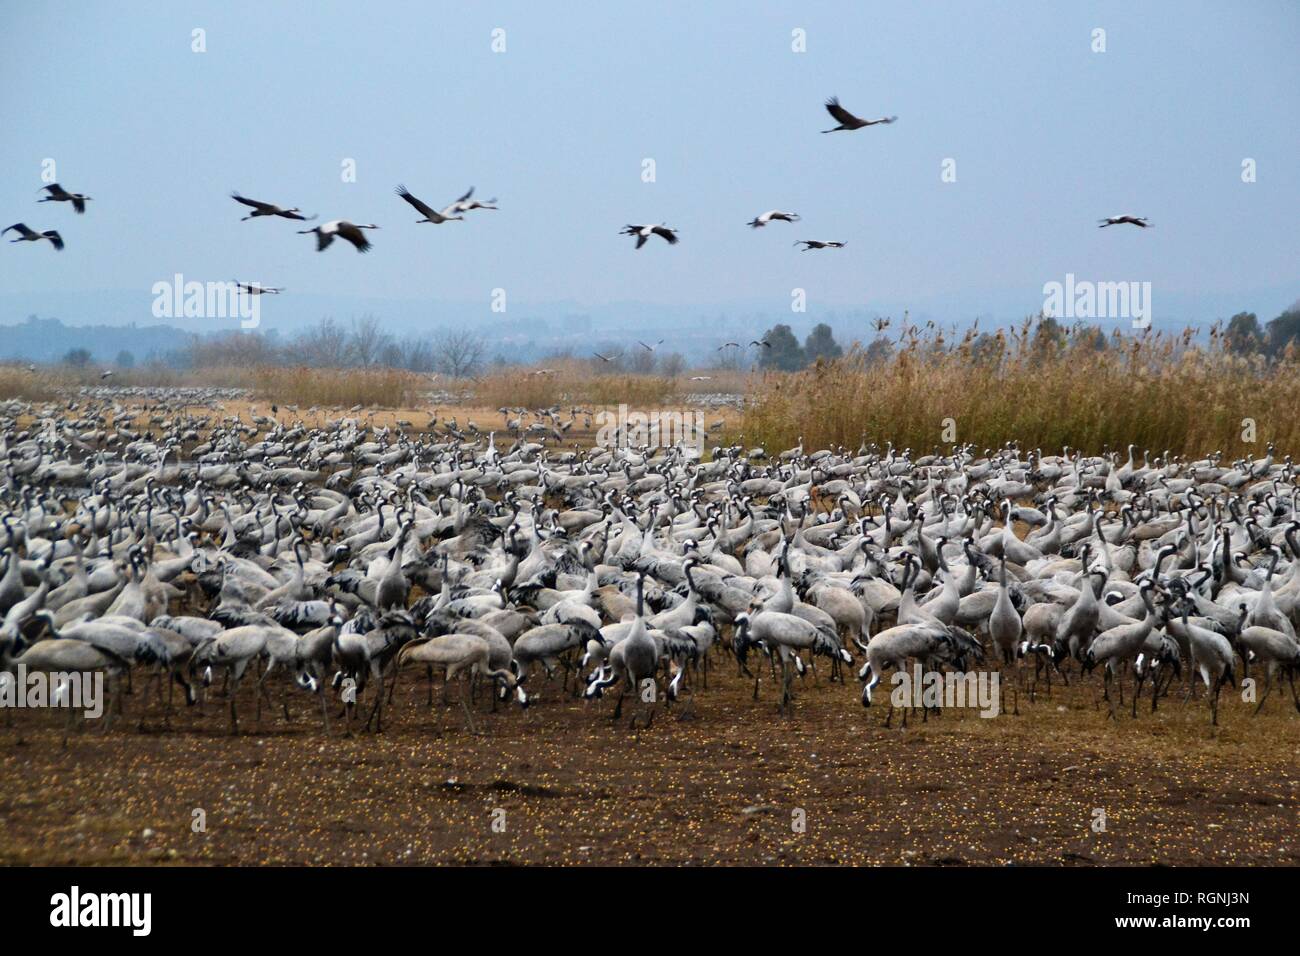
left=259, top=183, right=502, bottom=255
left=2, top=183, right=92, bottom=252
left=5, top=96, right=1152, bottom=271
left=1, top=393, right=1296, bottom=743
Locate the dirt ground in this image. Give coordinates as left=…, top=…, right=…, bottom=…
left=0, top=663, right=1295, bottom=866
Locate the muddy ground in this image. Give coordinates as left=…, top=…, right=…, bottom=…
left=1, top=663, right=1295, bottom=866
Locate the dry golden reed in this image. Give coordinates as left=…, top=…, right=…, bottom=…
left=250, top=366, right=426, bottom=408
left=0, top=366, right=61, bottom=402
left=474, top=361, right=679, bottom=408
left=739, top=325, right=1300, bottom=459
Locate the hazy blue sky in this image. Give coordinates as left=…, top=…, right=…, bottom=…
left=1, top=1, right=1296, bottom=329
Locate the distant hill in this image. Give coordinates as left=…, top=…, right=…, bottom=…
left=0, top=315, right=195, bottom=364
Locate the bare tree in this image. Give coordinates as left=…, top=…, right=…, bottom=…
left=434, top=328, right=486, bottom=378
left=715, top=347, right=744, bottom=371
left=398, top=335, right=437, bottom=372
left=189, top=331, right=278, bottom=368
left=627, top=348, right=656, bottom=374
left=347, top=314, right=392, bottom=367
left=292, top=317, right=351, bottom=367
left=659, top=351, right=686, bottom=378
left=377, top=341, right=405, bottom=368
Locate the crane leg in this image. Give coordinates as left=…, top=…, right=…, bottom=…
left=364, top=685, right=383, bottom=733
left=64, top=698, right=76, bottom=748
left=229, top=670, right=240, bottom=735
left=1253, top=670, right=1272, bottom=715
left=675, top=686, right=697, bottom=721
left=257, top=660, right=273, bottom=728
left=319, top=684, right=330, bottom=735
left=459, top=678, right=478, bottom=734
left=386, top=665, right=400, bottom=705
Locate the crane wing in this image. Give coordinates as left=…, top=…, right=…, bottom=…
left=231, top=192, right=273, bottom=211
left=824, top=97, right=863, bottom=126
left=395, top=185, right=439, bottom=220
left=337, top=223, right=372, bottom=253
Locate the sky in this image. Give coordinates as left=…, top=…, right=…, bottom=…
left=1, top=0, right=1297, bottom=338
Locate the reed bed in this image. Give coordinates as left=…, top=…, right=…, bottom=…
left=473, top=361, right=680, bottom=408
left=739, top=324, right=1300, bottom=459
left=249, top=366, right=428, bottom=408
left=0, top=366, right=62, bottom=402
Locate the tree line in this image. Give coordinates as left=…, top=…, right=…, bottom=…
left=1223, top=304, right=1300, bottom=357
left=49, top=301, right=1300, bottom=377
left=752, top=322, right=845, bottom=371
left=62, top=315, right=489, bottom=378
